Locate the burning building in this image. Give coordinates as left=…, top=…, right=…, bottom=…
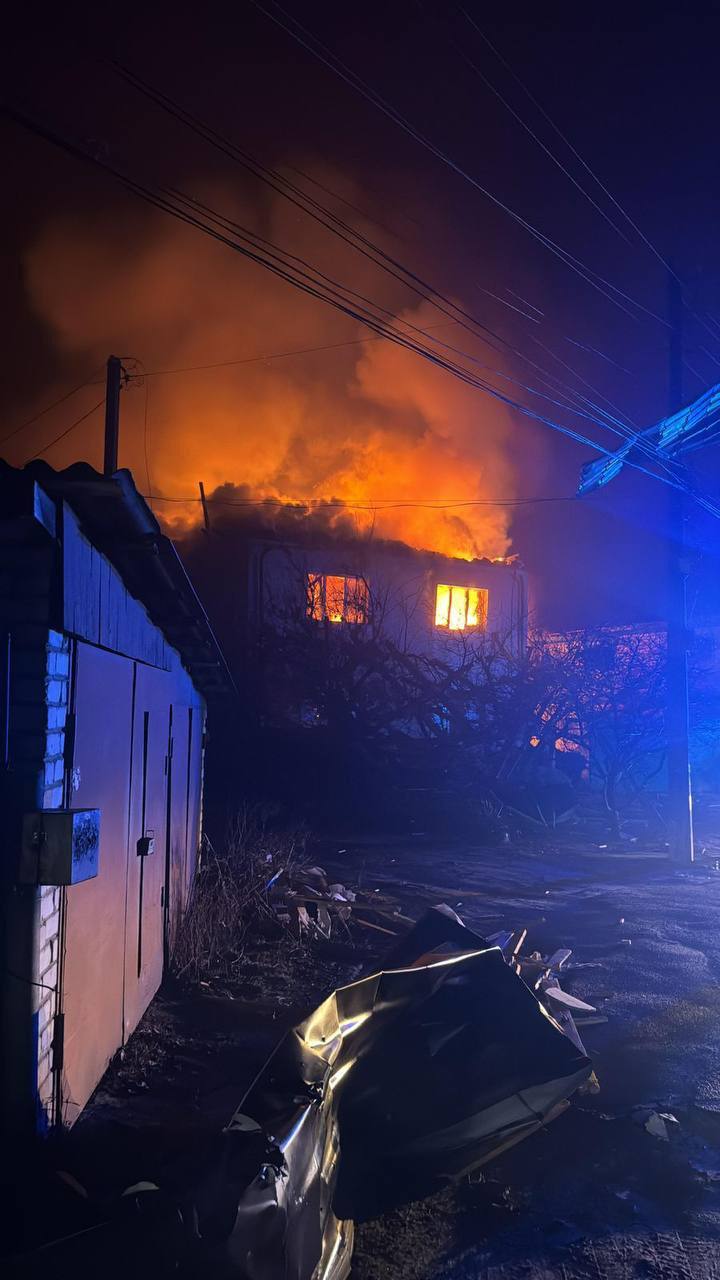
left=246, top=534, right=527, bottom=655
left=182, top=514, right=528, bottom=688
left=179, top=513, right=528, bottom=828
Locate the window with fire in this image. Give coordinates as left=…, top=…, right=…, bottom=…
left=307, top=573, right=369, bottom=624
left=434, top=584, right=489, bottom=632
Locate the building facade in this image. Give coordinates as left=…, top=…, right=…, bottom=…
left=246, top=536, right=528, bottom=658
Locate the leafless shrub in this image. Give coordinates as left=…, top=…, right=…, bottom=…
left=172, top=805, right=307, bottom=984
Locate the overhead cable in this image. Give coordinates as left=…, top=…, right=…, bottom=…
left=4, top=103, right=707, bottom=511
left=250, top=0, right=671, bottom=328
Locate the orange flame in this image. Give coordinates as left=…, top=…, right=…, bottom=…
left=13, top=179, right=537, bottom=561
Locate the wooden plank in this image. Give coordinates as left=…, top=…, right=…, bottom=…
left=511, top=928, right=528, bottom=961
left=354, top=918, right=399, bottom=936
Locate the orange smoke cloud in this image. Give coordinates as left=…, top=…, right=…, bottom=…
left=17, top=175, right=521, bottom=560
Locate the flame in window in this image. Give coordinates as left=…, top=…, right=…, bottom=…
left=325, top=575, right=346, bottom=623
left=434, top=584, right=488, bottom=631
left=307, top=573, right=369, bottom=623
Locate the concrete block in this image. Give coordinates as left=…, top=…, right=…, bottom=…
left=37, top=1056, right=53, bottom=1095
left=37, top=941, right=54, bottom=976
left=45, top=680, right=65, bottom=706
left=47, top=630, right=67, bottom=651
left=40, top=888, right=59, bottom=921
left=47, top=650, right=70, bottom=677
left=37, top=1000, right=54, bottom=1037
left=38, top=963, right=58, bottom=995
left=44, top=756, right=66, bottom=786
left=39, top=911, right=60, bottom=950
left=47, top=706, right=67, bottom=730
left=45, top=732, right=64, bottom=760
left=43, top=785, right=63, bottom=810
left=38, top=993, right=55, bottom=1033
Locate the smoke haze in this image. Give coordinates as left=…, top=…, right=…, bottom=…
left=15, top=171, right=526, bottom=559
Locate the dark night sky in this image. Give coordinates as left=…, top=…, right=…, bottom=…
left=3, top=0, right=720, bottom=628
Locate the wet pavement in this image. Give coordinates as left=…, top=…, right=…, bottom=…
left=332, top=840, right=720, bottom=1278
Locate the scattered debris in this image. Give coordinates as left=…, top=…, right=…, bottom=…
left=632, top=1106, right=680, bottom=1141
left=543, top=986, right=597, bottom=1014
left=186, top=906, right=593, bottom=1277
left=267, top=862, right=411, bottom=941
left=19, top=897, right=606, bottom=1280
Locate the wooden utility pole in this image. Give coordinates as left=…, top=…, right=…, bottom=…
left=199, top=480, right=211, bottom=533
left=103, top=354, right=123, bottom=475
left=666, top=275, right=694, bottom=864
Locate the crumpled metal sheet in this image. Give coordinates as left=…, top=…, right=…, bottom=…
left=196, top=910, right=592, bottom=1279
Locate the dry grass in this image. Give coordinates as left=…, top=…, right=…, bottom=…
left=172, top=806, right=307, bottom=984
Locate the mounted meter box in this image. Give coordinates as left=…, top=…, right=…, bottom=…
left=19, top=809, right=101, bottom=885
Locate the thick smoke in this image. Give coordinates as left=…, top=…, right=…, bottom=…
left=18, top=174, right=521, bottom=559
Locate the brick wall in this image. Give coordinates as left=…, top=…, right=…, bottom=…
left=35, top=630, right=71, bottom=1127
left=0, top=533, right=72, bottom=1131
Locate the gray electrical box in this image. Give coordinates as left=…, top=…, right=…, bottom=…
left=20, top=809, right=101, bottom=885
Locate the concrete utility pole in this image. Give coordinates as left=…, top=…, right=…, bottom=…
left=666, top=277, right=694, bottom=864
left=103, top=354, right=123, bottom=475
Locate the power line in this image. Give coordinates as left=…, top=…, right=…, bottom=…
left=475, top=284, right=541, bottom=324
left=460, top=13, right=720, bottom=366
left=133, top=334, right=386, bottom=376
left=507, top=288, right=543, bottom=318
left=110, top=55, right=637, bottom=426
left=109, top=58, right=527, bottom=359
left=144, top=492, right=578, bottom=509
left=424, top=3, right=632, bottom=246
left=168, top=154, right=659, bottom=447
left=107, top=58, right=661, bottom=448
left=250, top=0, right=671, bottom=328
left=135, top=310, right=663, bottom=476
left=460, top=10, right=679, bottom=282
left=563, top=337, right=633, bottom=376
left=156, top=163, right=647, bottom=439
left=280, top=161, right=402, bottom=245
left=143, top=484, right=720, bottom=519
left=30, top=398, right=105, bottom=459
left=3, top=104, right=705, bottom=510
left=0, top=372, right=101, bottom=447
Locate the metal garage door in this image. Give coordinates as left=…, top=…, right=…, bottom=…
left=60, top=642, right=135, bottom=1125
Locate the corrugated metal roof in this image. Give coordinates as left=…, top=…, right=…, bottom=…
left=0, top=459, right=235, bottom=698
